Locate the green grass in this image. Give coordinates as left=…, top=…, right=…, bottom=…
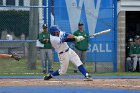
left=0, top=58, right=139, bottom=76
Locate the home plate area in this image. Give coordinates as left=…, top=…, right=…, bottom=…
left=0, top=78, right=140, bottom=90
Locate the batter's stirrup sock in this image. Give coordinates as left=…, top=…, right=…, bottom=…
left=78, top=65, right=87, bottom=76
left=52, top=70, right=60, bottom=76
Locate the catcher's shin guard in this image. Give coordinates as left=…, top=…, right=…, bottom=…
left=44, top=74, right=53, bottom=80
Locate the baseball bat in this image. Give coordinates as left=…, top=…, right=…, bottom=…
left=88, top=29, right=112, bottom=38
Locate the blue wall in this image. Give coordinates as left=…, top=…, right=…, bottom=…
left=53, top=0, right=117, bottom=65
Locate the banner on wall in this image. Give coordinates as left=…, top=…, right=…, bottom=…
left=54, top=0, right=116, bottom=62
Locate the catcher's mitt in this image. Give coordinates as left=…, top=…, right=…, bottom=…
left=11, top=53, right=21, bottom=61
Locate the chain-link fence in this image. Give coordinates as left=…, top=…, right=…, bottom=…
left=0, top=0, right=50, bottom=74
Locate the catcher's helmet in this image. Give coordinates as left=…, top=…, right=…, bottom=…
left=50, top=25, right=60, bottom=36
left=43, top=24, right=47, bottom=29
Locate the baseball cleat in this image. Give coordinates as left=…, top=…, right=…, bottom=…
left=84, top=73, right=93, bottom=81
left=44, top=74, right=53, bottom=80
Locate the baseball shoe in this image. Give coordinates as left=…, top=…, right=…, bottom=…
left=44, top=73, right=53, bottom=80
left=84, top=73, right=92, bottom=81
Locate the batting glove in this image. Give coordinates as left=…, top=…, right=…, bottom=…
left=74, top=36, right=85, bottom=42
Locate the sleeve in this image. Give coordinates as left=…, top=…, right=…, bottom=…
left=51, top=36, right=61, bottom=45
left=73, top=31, right=77, bottom=36
left=63, top=38, right=75, bottom=42
left=60, top=32, right=69, bottom=43
left=48, top=33, right=51, bottom=43
left=86, top=32, right=89, bottom=42
left=63, top=32, right=69, bottom=38
left=38, top=34, right=45, bottom=44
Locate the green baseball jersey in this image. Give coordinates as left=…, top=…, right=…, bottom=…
left=73, top=30, right=89, bottom=51
left=38, top=32, right=52, bottom=49
left=129, top=44, right=140, bottom=55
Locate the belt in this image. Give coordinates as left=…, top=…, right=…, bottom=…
left=59, top=48, right=69, bottom=54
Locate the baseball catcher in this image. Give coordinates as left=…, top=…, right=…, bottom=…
left=44, top=25, right=91, bottom=80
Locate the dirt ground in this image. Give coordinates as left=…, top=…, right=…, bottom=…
left=0, top=78, right=140, bottom=90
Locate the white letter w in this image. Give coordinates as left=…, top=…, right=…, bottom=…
left=65, top=0, right=101, bottom=34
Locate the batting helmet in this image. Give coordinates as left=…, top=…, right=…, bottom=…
left=50, top=25, right=60, bottom=36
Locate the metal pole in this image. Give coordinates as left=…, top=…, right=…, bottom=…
left=28, top=0, right=39, bottom=70
left=113, top=0, right=117, bottom=72
left=43, top=0, right=47, bottom=24
left=48, top=0, right=51, bottom=29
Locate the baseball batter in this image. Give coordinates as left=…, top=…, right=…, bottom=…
left=44, top=25, right=91, bottom=80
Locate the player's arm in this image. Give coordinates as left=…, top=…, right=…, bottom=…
left=0, top=54, right=20, bottom=61
left=129, top=45, right=136, bottom=57
left=0, top=54, right=12, bottom=58
left=61, top=34, right=75, bottom=42
left=38, top=34, right=45, bottom=43
left=38, top=34, right=49, bottom=44
left=63, top=33, right=85, bottom=42
left=67, top=34, right=85, bottom=42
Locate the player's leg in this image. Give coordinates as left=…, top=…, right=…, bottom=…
left=0, top=54, right=12, bottom=58
left=81, top=51, right=87, bottom=64
left=46, top=49, right=53, bottom=73
left=69, top=48, right=90, bottom=79
left=52, top=52, right=70, bottom=76
left=73, top=49, right=81, bottom=73
left=132, top=56, right=138, bottom=71
left=40, top=49, right=47, bottom=74
left=75, top=49, right=82, bottom=60
left=44, top=52, right=70, bottom=80
left=74, top=49, right=81, bottom=73
left=138, top=58, right=140, bottom=71
left=126, top=57, right=133, bottom=72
